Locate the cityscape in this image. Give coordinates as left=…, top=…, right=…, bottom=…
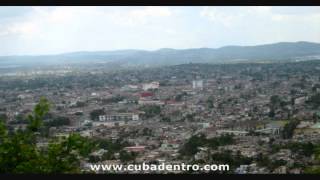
left=0, top=6, right=320, bottom=174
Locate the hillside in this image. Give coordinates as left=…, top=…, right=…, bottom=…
left=0, top=41, right=320, bottom=68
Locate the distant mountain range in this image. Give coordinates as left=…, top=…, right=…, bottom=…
left=1, top=41, right=320, bottom=68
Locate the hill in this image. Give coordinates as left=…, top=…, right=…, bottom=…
left=0, top=41, right=320, bottom=68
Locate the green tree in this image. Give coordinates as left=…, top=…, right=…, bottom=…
left=119, top=150, right=137, bottom=163
left=139, top=105, right=161, bottom=118
left=307, top=93, right=320, bottom=108
left=207, top=99, right=214, bottom=109
left=44, top=116, right=70, bottom=127
left=179, top=134, right=207, bottom=157
left=89, top=109, right=105, bottom=121
left=0, top=97, right=97, bottom=173
left=0, top=113, right=8, bottom=122
left=27, top=97, right=50, bottom=132
left=282, top=119, right=299, bottom=139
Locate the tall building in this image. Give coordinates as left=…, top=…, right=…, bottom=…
left=192, top=80, right=203, bottom=90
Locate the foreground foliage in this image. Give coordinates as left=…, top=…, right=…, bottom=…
left=0, top=97, right=95, bottom=173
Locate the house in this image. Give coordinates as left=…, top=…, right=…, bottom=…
left=99, top=113, right=140, bottom=121
left=138, top=100, right=165, bottom=105
left=255, top=121, right=286, bottom=135
left=99, top=115, right=106, bottom=121
left=294, top=96, right=306, bottom=105
left=216, top=130, right=249, bottom=136
left=142, top=82, right=159, bottom=91
left=140, top=92, right=154, bottom=98
left=273, top=166, right=287, bottom=174
left=124, top=146, right=146, bottom=153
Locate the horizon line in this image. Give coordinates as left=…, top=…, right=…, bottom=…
left=1, top=40, right=319, bottom=57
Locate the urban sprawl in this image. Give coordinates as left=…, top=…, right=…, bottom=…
left=1, top=60, right=320, bottom=174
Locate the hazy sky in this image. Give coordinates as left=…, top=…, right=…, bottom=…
left=0, top=6, right=319, bottom=56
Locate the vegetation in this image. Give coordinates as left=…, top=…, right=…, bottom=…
left=206, top=98, right=214, bottom=109
left=93, top=138, right=131, bottom=160
left=72, top=101, right=87, bottom=108
left=160, top=116, right=171, bottom=123
left=271, top=142, right=316, bottom=157
left=119, top=150, right=137, bottom=163
left=0, top=113, right=8, bottom=122
left=281, top=119, right=300, bottom=139
left=179, top=134, right=235, bottom=157
left=89, top=109, right=105, bottom=121
left=101, top=95, right=125, bottom=104
left=139, top=105, right=161, bottom=118
left=0, top=97, right=97, bottom=173
left=255, top=153, right=287, bottom=170
left=174, top=92, right=187, bottom=101
left=307, top=93, right=320, bottom=108
left=211, top=150, right=253, bottom=169
left=44, top=116, right=70, bottom=127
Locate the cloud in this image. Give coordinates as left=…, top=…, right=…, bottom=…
left=201, top=6, right=320, bottom=26
left=271, top=12, right=320, bottom=24
left=8, top=21, right=38, bottom=35
left=200, top=6, right=272, bottom=27
left=164, top=28, right=176, bottom=35
left=199, top=6, right=320, bottom=46
left=247, top=6, right=272, bottom=15
left=0, top=19, right=39, bottom=38
left=200, top=7, right=244, bottom=27
left=1, top=6, right=174, bottom=36
left=0, top=6, right=177, bottom=55
left=108, top=6, right=173, bottom=26
left=0, top=7, right=100, bottom=38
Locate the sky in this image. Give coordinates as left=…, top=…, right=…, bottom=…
left=0, top=6, right=319, bottom=56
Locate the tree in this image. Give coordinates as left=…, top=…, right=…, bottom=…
left=44, top=116, right=70, bottom=127
left=307, top=93, right=320, bottom=108
left=27, top=97, right=51, bottom=132
left=312, top=84, right=320, bottom=92
left=161, top=116, right=171, bottom=123
left=179, top=134, right=235, bottom=157
left=0, top=113, right=8, bottom=122
left=0, top=97, right=97, bottom=173
left=211, top=150, right=253, bottom=170
left=282, top=119, right=299, bottom=139
left=139, top=105, right=161, bottom=118
left=304, top=145, right=320, bottom=174
left=207, top=134, right=235, bottom=149
left=268, top=108, right=275, bottom=118
left=207, top=99, right=214, bottom=109
left=119, top=150, right=136, bottom=163
left=270, top=95, right=281, bottom=108
left=0, top=97, right=51, bottom=173
left=179, top=134, right=207, bottom=157
left=142, top=128, right=153, bottom=136
left=89, top=109, right=105, bottom=121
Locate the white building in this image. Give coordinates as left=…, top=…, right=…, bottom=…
left=121, top=85, right=139, bottom=92
left=216, top=130, right=249, bottom=136
left=99, top=113, right=140, bottom=121
left=132, top=114, right=139, bottom=121
left=142, top=81, right=160, bottom=91
left=192, top=80, right=203, bottom=90
left=138, top=100, right=165, bottom=105
left=294, top=96, right=306, bottom=105
left=99, top=115, right=106, bottom=121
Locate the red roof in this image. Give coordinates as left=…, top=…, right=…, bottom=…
left=140, top=92, right=154, bottom=97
